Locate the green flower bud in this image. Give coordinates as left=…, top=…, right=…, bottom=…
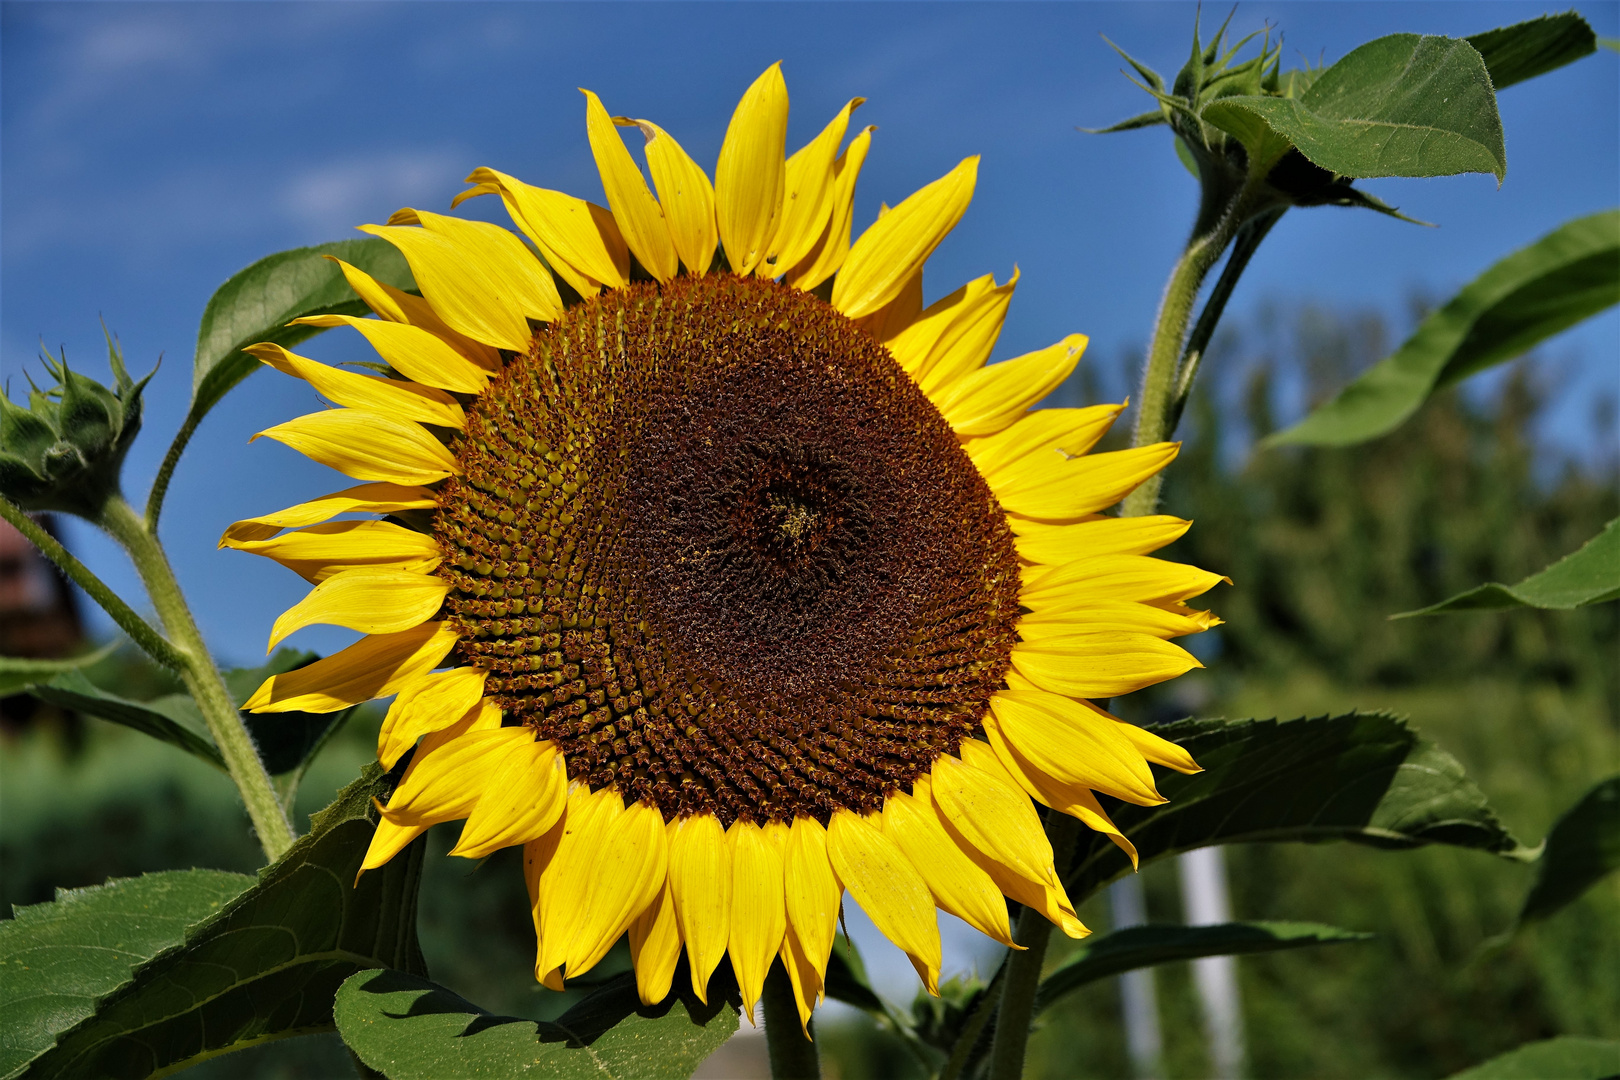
left=0, top=329, right=153, bottom=518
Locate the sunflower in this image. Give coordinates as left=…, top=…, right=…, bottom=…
left=227, top=64, right=1220, bottom=1032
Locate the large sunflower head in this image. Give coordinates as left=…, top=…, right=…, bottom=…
left=228, top=64, right=1220, bottom=1030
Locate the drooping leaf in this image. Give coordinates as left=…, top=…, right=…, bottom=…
left=1204, top=34, right=1506, bottom=181
left=23, top=671, right=223, bottom=770
left=1444, top=1036, right=1620, bottom=1079
left=0, top=870, right=252, bottom=1079
left=1265, top=210, right=1620, bottom=448
left=1035, top=921, right=1371, bottom=1014
left=1395, top=518, right=1620, bottom=616
left=188, top=238, right=414, bottom=430
left=12, top=764, right=426, bottom=1079
left=0, top=641, right=117, bottom=696
left=1067, top=713, right=1526, bottom=903
left=1467, top=13, right=1598, bottom=91
left=1518, top=776, right=1620, bottom=926
left=334, top=968, right=737, bottom=1080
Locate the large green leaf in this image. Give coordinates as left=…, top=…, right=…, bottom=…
left=1518, top=775, right=1620, bottom=926
left=334, top=968, right=737, bottom=1080
left=1445, top=1036, right=1620, bottom=1079
left=1266, top=210, right=1620, bottom=448
left=1035, top=921, right=1370, bottom=1013
left=0, top=871, right=252, bottom=1078
left=1204, top=34, right=1505, bottom=181
left=1467, top=13, right=1598, bottom=91
left=1395, top=518, right=1620, bottom=616
left=11, top=764, right=426, bottom=1079
left=0, top=642, right=117, bottom=696
left=188, top=238, right=413, bottom=428
left=23, top=671, right=223, bottom=769
left=1067, top=713, right=1526, bottom=903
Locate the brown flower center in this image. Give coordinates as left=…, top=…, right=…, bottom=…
left=433, top=274, right=1020, bottom=825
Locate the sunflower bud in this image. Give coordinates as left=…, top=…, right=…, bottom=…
left=0, top=332, right=152, bottom=517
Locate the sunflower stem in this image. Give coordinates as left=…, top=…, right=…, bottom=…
left=98, top=495, right=295, bottom=861
left=987, top=813, right=1082, bottom=1080
left=1122, top=179, right=1273, bottom=518
left=762, top=961, right=820, bottom=1079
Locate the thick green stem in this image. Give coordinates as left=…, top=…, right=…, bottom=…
left=0, top=495, right=188, bottom=672
left=98, top=496, right=295, bottom=861
left=987, top=814, right=1082, bottom=1080
left=762, top=961, right=819, bottom=1080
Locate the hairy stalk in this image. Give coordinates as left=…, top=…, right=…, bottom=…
left=145, top=409, right=201, bottom=531
left=762, top=961, right=820, bottom=1079
left=939, top=963, right=1006, bottom=1080
left=98, top=496, right=295, bottom=860
left=987, top=813, right=1082, bottom=1080
left=1123, top=181, right=1273, bottom=518
left=0, top=495, right=188, bottom=671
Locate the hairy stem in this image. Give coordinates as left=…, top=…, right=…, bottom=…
left=939, top=966, right=1006, bottom=1080
left=987, top=813, right=1082, bottom=1080
left=145, top=409, right=201, bottom=532
left=762, top=961, right=820, bottom=1080
left=0, top=495, right=188, bottom=671
left=98, top=496, right=294, bottom=861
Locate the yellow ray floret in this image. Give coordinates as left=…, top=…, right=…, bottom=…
left=289, top=315, right=490, bottom=395
left=933, top=334, right=1088, bottom=437
left=668, top=813, right=733, bottom=1003
left=826, top=808, right=941, bottom=994
left=583, top=89, right=679, bottom=283
left=1011, top=632, right=1202, bottom=699
left=715, top=62, right=788, bottom=276
left=766, top=97, right=863, bottom=277
left=834, top=156, right=978, bottom=319
left=376, top=666, right=489, bottom=769
left=1010, top=514, right=1192, bottom=565
left=784, top=125, right=874, bottom=291
left=623, top=118, right=718, bottom=277
left=324, top=256, right=502, bottom=371
left=219, top=482, right=438, bottom=545
left=244, top=343, right=465, bottom=429
left=222, top=519, right=442, bottom=583
left=252, top=409, right=459, bottom=486
left=267, top=566, right=452, bottom=651
left=729, top=819, right=789, bottom=1020
left=629, top=882, right=683, bottom=1006
left=882, top=777, right=1017, bottom=947
left=988, top=688, right=1163, bottom=805
left=244, top=621, right=458, bottom=713
left=358, top=223, right=533, bottom=351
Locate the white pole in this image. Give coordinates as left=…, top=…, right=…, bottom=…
left=1109, top=876, right=1165, bottom=1080
left=1179, top=847, right=1246, bottom=1079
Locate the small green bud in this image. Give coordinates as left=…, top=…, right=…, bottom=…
left=0, top=327, right=154, bottom=518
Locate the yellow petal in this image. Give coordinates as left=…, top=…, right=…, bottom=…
left=1016, top=600, right=1213, bottom=642
left=251, top=408, right=459, bottom=486
left=387, top=208, right=562, bottom=323
left=358, top=223, right=532, bottom=351
left=582, top=90, right=678, bottom=283
left=928, top=752, right=1057, bottom=890
left=989, top=688, right=1163, bottom=805
left=288, top=315, right=490, bottom=395
left=629, top=881, right=683, bottom=1006
left=246, top=343, right=465, bottom=429
left=833, top=157, right=978, bottom=319
left=854, top=266, right=923, bottom=345
left=882, top=780, right=1015, bottom=947
left=1009, top=515, right=1192, bottom=565
left=729, top=819, right=788, bottom=1020
left=934, top=334, right=1088, bottom=437
left=460, top=167, right=628, bottom=296
left=222, top=519, right=441, bottom=585
left=778, top=921, right=822, bottom=1037
left=764, top=97, right=863, bottom=276
left=715, top=63, right=789, bottom=276
left=1114, top=718, right=1203, bottom=775
left=452, top=738, right=567, bottom=858
left=668, top=813, right=732, bottom=1003
left=268, top=566, right=450, bottom=651
left=916, top=271, right=1020, bottom=396
left=220, top=482, right=439, bottom=546
left=783, top=816, right=841, bottom=985
left=963, top=403, right=1125, bottom=481
left=970, top=734, right=1139, bottom=869
left=784, top=126, right=874, bottom=291
left=524, top=818, right=568, bottom=990
left=377, top=666, right=490, bottom=769
left=383, top=725, right=535, bottom=827
left=1020, top=554, right=1227, bottom=611
left=885, top=276, right=984, bottom=376
left=243, top=621, right=458, bottom=713
left=826, top=808, right=941, bottom=995
left=625, top=119, right=718, bottom=276
left=993, top=443, right=1180, bottom=522
left=1011, top=632, right=1201, bottom=699
left=324, top=256, right=502, bottom=371
left=359, top=815, right=430, bottom=877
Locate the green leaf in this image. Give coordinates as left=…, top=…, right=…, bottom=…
left=188, top=238, right=413, bottom=430
left=1444, top=1036, right=1620, bottom=1079
left=12, top=764, right=427, bottom=1079
left=0, top=642, right=117, bottom=696
left=1394, top=518, right=1620, bottom=616
left=0, top=870, right=253, bottom=1078
left=1067, top=712, right=1526, bottom=903
left=334, top=968, right=738, bottom=1080
left=1035, top=921, right=1371, bottom=1013
left=1467, top=13, right=1598, bottom=90
left=1265, top=210, right=1620, bottom=448
left=24, top=671, right=224, bottom=770
left=1204, top=34, right=1506, bottom=181
left=1082, top=109, right=1167, bottom=134
left=1518, top=775, right=1620, bottom=926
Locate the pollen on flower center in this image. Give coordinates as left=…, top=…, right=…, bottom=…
left=433, top=274, right=1022, bottom=826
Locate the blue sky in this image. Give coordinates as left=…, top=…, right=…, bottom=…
left=3, top=0, right=1617, bottom=1003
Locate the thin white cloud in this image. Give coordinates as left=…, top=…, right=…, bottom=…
left=278, top=150, right=468, bottom=236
